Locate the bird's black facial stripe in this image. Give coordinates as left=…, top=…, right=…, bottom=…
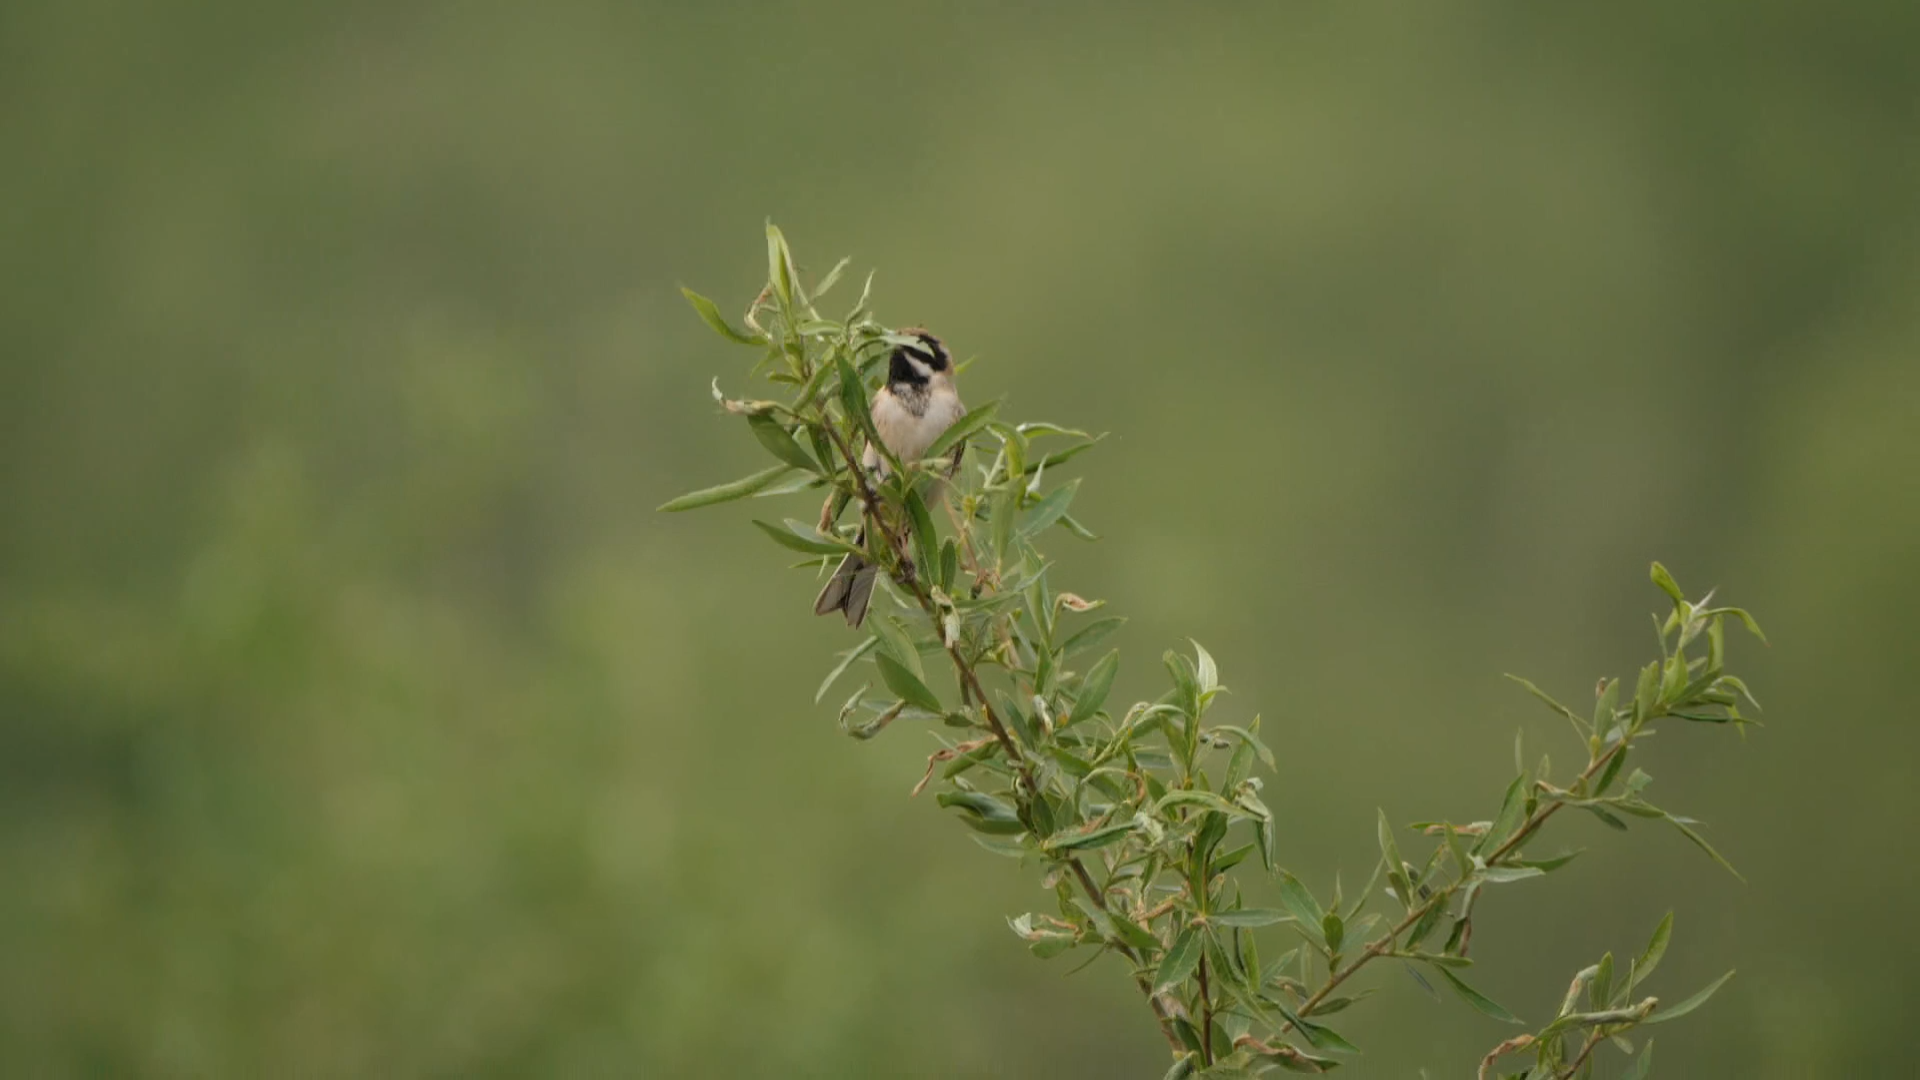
left=888, top=346, right=931, bottom=387
left=907, top=334, right=948, bottom=371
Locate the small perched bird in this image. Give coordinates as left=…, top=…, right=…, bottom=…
left=814, top=328, right=965, bottom=628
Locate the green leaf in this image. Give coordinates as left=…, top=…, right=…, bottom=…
left=1632, top=911, right=1674, bottom=992
left=1665, top=814, right=1745, bottom=881
left=680, top=286, right=763, bottom=344
left=1621, top=1039, right=1655, bottom=1080
left=905, top=487, right=940, bottom=583
left=1019, top=478, right=1081, bottom=537
left=875, top=652, right=942, bottom=714
left=1514, top=849, right=1583, bottom=873
left=1582, top=804, right=1630, bottom=831
left=746, top=413, right=819, bottom=472
left=1058, top=512, right=1101, bottom=541
left=751, top=519, right=857, bottom=555
left=1480, top=865, right=1545, bottom=884
left=1593, top=748, right=1628, bottom=797
left=925, top=399, right=1002, bottom=460
left=815, top=636, right=879, bottom=705
left=834, top=353, right=877, bottom=442
left=935, top=790, right=1025, bottom=835
left=1593, top=951, right=1615, bottom=1009
left=1593, top=677, right=1621, bottom=735
left=1061, top=616, right=1126, bottom=658
left=1192, top=641, right=1219, bottom=694
left=658, top=464, right=795, bottom=511
left=1215, top=722, right=1276, bottom=771
left=1322, top=913, right=1344, bottom=955
left=766, top=223, right=795, bottom=307
left=1650, top=561, right=1685, bottom=603
left=1278, top=874, right=1327, bottom=945
left=1503, top=674, right=1587, bottom=734
left=1210, top=908, right=1291, bottom=928
left=1156, top=790, right=1245, bottom=818
left=1377, top=808, right=1405, bottom=890
left=868, top=614, right=923, bottom=680
left=990, top=480, right=1018, bottom=566
left=1043, top=820, right=1137, bottom=853
left=1434, top=965, right=1523, bottom=1024
left=1071, top=651, right=1119, bottom=725
left=1161, top=1052, right=1199, bottom=1080
left=1154, top=926, right=1206, bottom=994
left=1646, top=970, right=1735, bottom=1024
left=1475, top=774, right=1529, bottom=856
left=812, top=255, right=852, bottom=298
left=938, top=538, right=958, bottom=591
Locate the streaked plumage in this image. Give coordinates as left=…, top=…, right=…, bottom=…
left=814, top=329, right=963, bottom=628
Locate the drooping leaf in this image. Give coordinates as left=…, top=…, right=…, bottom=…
left=658, top=464, right=795, bottom=511
left=752, top=519, right=859, bottom=555
left=1664, top=813, right=1745, bottom=881
left=1215, top=722, right=1276, bottom=771
left=681, top=286, right=764, bottom=344
left=1043, top=820, right=1137, bottom=853
left=935, top=790, right=1025, bottom=835
left=1503, top=674, right=1587, bottom=734
left=747, top=413, right=820, bottom=472
left=1434, top=965, right=1522, bottom=1024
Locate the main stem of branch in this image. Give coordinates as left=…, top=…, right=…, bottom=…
left=821, top=411, right=1183, bottom=1055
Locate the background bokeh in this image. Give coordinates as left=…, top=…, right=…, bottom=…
left=4, top=3, right=1916, bottom=1076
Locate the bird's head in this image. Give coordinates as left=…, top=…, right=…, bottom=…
left=888, top=327, right=951, bottom=387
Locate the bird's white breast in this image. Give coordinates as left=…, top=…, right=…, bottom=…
left=869, top=384, right=964, bottom=471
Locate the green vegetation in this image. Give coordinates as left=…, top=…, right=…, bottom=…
left=670, top=230, right=1767, bottom=1076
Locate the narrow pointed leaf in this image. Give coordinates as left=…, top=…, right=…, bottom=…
left=1154, top=926, right=1206, bottom=994
left=1646, top=970, right=1735, bottom=1024
left=1650, top=561, right=1685, bottom=603
left=875, top=652, right=942, bottom=714
left=659, top=464, right=795, bottom=511
left=1211, top=908, right=1291, bottom=928
left=751, top=519, right=857, bottom=556
left=1434, top=965, right=1522, bottom=1023
left=681, top=286, right=763, bottom=344
left=1020, top=478, right=1081, bottom=537
left=815, top=636, right=880, bottom=705
left=925, top=399, right=1002, bottom=460
left=1665, top=814, right=1745, bottom=881
left=1071, top=650, right=1119, bottom=725
left=1632, top=912, right=1674, bottom=992
left=746, top=413, right=820, bottom=472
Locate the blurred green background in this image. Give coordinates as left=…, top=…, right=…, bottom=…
left=4, top=2, right=1916, bottom=1076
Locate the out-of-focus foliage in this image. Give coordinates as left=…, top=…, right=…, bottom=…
left=2, top=2, right=1916, bottom=1077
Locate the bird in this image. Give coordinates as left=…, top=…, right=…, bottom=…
left=814, top=328, right=966, bottom=628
